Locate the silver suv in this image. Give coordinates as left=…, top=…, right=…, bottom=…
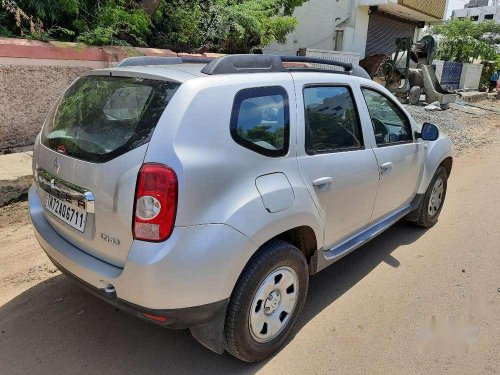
left=29, top=55, right=453, bottom=362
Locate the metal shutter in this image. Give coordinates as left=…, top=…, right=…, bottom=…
left=365, top=13, right=416, bottom=56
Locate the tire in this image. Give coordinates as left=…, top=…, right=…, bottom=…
left=224, top=240, right=309, bottom=362
left=409, top=166, right=448, bottom=228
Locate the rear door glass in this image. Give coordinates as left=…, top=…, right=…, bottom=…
left=41, top=75, right=180, bottom=163
left=303, top=86, right=363, bottom=154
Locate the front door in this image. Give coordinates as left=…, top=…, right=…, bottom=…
left=360, top=87, right=424, bottom=222
left=295, top=82, right=380, bottom=250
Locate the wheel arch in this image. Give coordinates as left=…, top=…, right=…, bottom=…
left=417, top=136, right=454, bottom=195
left=440, top=156, right=453, bottom=176
left=269, top=225, right=319, bottom=274
left=189, top=221, right=320, bottom=355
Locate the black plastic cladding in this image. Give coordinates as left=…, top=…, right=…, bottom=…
left=117, top=56, right=213, bottom=67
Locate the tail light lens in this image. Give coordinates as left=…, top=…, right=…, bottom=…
left=134, top=163, right=177, bottom=242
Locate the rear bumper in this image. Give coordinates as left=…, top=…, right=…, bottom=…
left=48, top=254, right=227, bottom=329
left=29, top=185, right=255, bottom=326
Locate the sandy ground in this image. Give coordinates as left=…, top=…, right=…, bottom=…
left=0, top=129, right=499, bottom=374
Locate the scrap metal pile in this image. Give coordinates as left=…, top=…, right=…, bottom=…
left=360, top=36, right=457, bottom=107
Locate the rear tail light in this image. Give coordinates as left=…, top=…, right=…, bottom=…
left=133, top=163, right=177, bottom=242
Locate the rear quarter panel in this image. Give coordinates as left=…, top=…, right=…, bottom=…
left=145, top=73, right=323, bottom=251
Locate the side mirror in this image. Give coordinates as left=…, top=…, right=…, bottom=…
left=417, top=123, right=439, bottom=141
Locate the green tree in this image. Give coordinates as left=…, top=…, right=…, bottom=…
left=428, top=18, right=499, bottom=63
left=75, top=0, right=152, bottom=46
left=1, top=0, right=306, bottom=51
left=1, top=0, right=155, bottom=45
left=15, top=0, right=78, bottom=24
left=150, top=0, right=306, bottom=53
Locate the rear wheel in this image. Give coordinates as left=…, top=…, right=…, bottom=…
left=409, top=166, right=448, bottom=228
left=224, top=240, right=309, bottom=362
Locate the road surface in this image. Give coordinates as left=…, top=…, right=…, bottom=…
left=0, top=130, right=499, bottom=375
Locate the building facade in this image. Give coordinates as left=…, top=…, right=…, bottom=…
left=265, top=0, right=449, bottom=59
left=452, top=0, right=500, bottom=23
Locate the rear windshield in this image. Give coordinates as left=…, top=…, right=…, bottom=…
left=41, top=75, right=180, bottom=163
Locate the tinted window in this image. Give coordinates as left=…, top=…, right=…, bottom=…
left=230, top=86, right=289, bottom=157
left=361, top=88, right=413, bottom=146
left=303, top=86, right=363, bottom=154
left=41, top=76, right=180, bottom=163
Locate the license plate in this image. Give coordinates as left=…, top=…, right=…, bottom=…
left=45, top=193, right=87, bottom=232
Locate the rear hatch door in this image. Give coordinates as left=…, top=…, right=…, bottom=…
left=34, top=73, right=180, bottom=267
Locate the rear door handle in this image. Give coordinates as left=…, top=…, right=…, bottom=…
left=380, top=162, right=393, bottom=174
left=312, top=177, right=333, bottom=187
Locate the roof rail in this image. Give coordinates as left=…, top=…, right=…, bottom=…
left=201, top=55, right=286, bottom=75
left=117, top=56, right=213, bottom=67
left=200, top=54, right=370, bottom=78
left=280, top=56, right=352, bottom=72
left=282, top=56, right=370, bottom=79
left=117, top=54, right=371, bottom=79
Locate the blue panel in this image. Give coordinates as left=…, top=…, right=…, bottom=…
left=440, top=62, right=463, bottom=91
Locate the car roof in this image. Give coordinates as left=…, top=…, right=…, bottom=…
left=87, top=55, right=371, bottom=83
left=86, top=54, right=373, bottom=86
left=86, top=64, right=207, bottom=83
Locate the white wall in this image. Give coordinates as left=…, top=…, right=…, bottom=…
left=343, top=6, right=370, bottom=59
left=452, top=5, right=500, bottom=22
left=264, top=0, right=349, bottom=55
left=264, top=0, right=427, bottom=58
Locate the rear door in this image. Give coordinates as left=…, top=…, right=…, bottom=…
left=34, top=73, right=179, bottom=267
left=293, top=74, right=380, bottom=250
left=359, top=86, right=424, bottom=222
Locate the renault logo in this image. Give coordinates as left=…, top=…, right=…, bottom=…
left=53, top=158, right=61, bottom=175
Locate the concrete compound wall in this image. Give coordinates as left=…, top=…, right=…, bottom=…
left=0, top=38, right=220, bottom=152
left=0, top=64, right=92, bottom=151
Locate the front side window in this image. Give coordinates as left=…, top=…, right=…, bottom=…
left=361, top=88, right=413, bottom=146
left=230, top=86, right=289, bottom=157
left=303, top=86, right=363, bottom=154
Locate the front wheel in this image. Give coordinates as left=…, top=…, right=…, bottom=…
left=224, top=240, right=309, bottom=362
left=409, top=166, right=448, bottom=228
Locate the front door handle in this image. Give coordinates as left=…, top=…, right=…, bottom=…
left=380, top=162, right=393, bottom=174
left=312, top=177, right=333, bottom=187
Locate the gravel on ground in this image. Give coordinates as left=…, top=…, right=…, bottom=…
left=405, top=100, right=500, bottom=156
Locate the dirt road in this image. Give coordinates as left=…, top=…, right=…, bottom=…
left=1, top=131, right=499, bottom=375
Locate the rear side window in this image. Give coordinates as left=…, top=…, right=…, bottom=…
left=41, top=75, right=180, bottom=163
left=303, top=86, right=363, bottom=154
left=230, top=86, right=289, bottom=157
